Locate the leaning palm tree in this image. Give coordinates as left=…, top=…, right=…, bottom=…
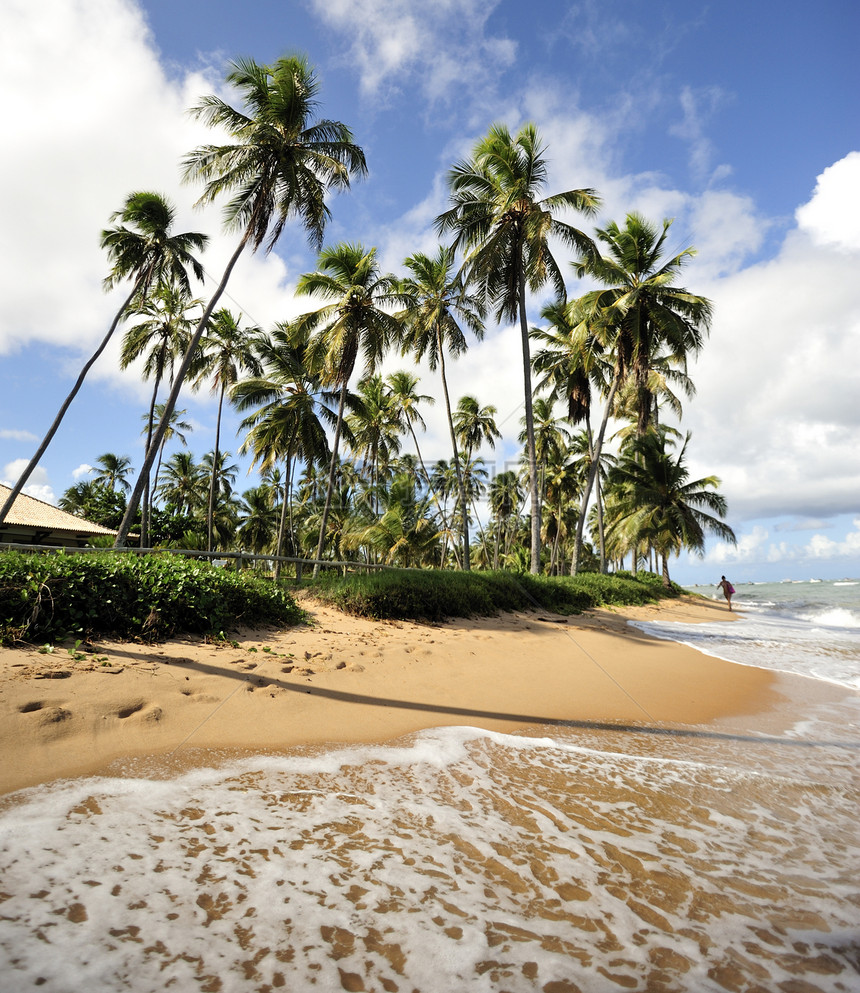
left=0, top=192, right=206, bottom=526
left=114, top=54, right=366, bottom=547
left=437, top=122, right=600, bottom=573
left=606, top=429, right=736, bottom=587
left=192, top=309, right=264, bottom=552
left=397, top=246, right=485, bottom=570
left=569, top=212, right=712, bottom=572
left=296, top=242, right=403, bottom=575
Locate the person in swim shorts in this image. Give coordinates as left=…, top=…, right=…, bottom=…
left=717, top=575, right=735, bottom=610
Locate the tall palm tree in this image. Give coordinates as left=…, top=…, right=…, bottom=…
left=454, top=395, right=501, bottom=461
left=0, top=192, right=206, bottom=526
left=606, top=429, right=736, bottom=587
left=192, top=308, right=264, bottom=552
left=145, top=404, right=193, bottom=510
left=296, top=242, right=403, bottom=574
left=397, top=246, right=485, bottom=570
left=437, top=122, right=600, bottom=573
left=122, top=279, right=202, bottom=546
left=569, top=212, right=712, bottom=572
left=91, top=453, right=134, bottom=493
left=115, top=54, right=366, bottom=547
left=236, top=486, right=280, bottom=556
left=345, top=374, right=402, bottom=513
left=488, top=469, right=523, bottom=569
left=156, top=451, right=207, bottom=517
left=233, top=323, right=340, bottom=574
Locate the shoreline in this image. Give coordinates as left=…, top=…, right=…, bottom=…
left=1, top=594, right=853, bottom=796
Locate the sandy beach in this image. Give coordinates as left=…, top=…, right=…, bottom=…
left=0, top=593, right=839, bottom=796
left=3, top=593, right=859, bottom=991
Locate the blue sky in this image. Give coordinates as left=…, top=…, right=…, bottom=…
left=1, top=0, right=858, bottom=584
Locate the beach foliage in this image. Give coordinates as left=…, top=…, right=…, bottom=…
left=0, top=551, right=304, bottom=645
left=310, top=568, right=677, bottom=622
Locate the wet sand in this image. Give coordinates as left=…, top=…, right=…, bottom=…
left=1, top=593, right=832, bottom=797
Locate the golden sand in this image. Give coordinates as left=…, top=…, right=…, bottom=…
left=0, top=593, right=839, bottom=796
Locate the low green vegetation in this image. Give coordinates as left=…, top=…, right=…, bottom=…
left=310, top=568, right=681, bottom=622
left=0, top=550, right=305, bottom=645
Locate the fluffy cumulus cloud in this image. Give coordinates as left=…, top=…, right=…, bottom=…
left=679, top=151, right=860, bottom=527
left=0, top=0, right=302, bottom=364
left=1, top=460, right=55, bottom=504
left=795, top=152, right=860, bottom=253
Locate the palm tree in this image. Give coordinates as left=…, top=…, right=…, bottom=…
left=346, top=374, right=402, bottom=513
left=606, top=429, right=736, bottom=587
left=115, top=54, right=366, bottom=547
left=454, top=395, right=501, bottom=461
left=296, top=242, right=403, bottom=574
left=437, top=122, right=600, bottom=573
left=569, top=212, right=712, bottom=572
left=91, top=453, right=134, bottom=493
left=488, top=470, right=523, bottom=569
left=233, top=323, right=340, bottom=574
left=192, top=309, right=264, bottom=552
left=397, top=246, right=485, bottom=570
left=156, top=451, right=207, bottom=516
left=0, top=192, right=206, bottom=526
left=145, top=404, right=193, bottom=508
left=236, top=486, right=280, bottom=556
left=122, top=279, right=202, bottom=546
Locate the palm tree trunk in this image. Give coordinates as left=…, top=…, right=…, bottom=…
left=572, top=371, right=621, bottom=575
left=207, top=383, right=225, bottom=553
left=115, top=234, right=250, bottom=548
left=517, top=264, right=541, bottom=575
left=0, top=280, right=141, bottom=526
left=437, top=328, right=469, bottom=571
left=314, top=383, right=347, bottom=578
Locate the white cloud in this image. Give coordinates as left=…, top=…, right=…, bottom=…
left=795, top=151, right=860, bottom=252
left=72, top=464, right=95, bottom=480
left=308, top=0, right=516, bottom=102
left=0, top=429, right=38, bottom=442
left=1, top=460, right=55, bottom=504
left=0, top=0, right=306, bottom=372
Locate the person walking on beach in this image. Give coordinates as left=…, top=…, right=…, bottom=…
left=717, top=576, right=735, bottom=611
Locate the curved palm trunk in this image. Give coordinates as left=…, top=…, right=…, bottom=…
left=571, top=372, right=621, bottom=575
left=115, top=233, right=250, bottom=548
left=437, top=330, right=470, bottom=570
left=0, top=281, right=140, bottom=526
left=207, top=383, right=226, bottom=553
left=313, top=383, right=347, bottom=578
left=517, top=265, right=541, bottom=575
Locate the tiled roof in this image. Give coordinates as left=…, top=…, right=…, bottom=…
left=0, top=484, right=117, bottom=536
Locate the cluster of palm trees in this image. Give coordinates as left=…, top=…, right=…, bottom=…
left=1, top=52, right=736, bottom=584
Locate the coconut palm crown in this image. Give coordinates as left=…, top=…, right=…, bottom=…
left=436, top=122, right=600, bottom=573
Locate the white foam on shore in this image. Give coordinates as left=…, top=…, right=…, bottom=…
left=1, top=725, right=858, bottom=992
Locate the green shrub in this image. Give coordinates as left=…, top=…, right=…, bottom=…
left=311, top=568, right=679, bottom=622
left=0, top=550, right=305, bottom=644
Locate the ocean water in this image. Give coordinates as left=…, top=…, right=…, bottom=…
left=1, top=583, right=859, bottom=993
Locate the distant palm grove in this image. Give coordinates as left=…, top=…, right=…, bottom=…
left=0, top=54, right=736, bottom=587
